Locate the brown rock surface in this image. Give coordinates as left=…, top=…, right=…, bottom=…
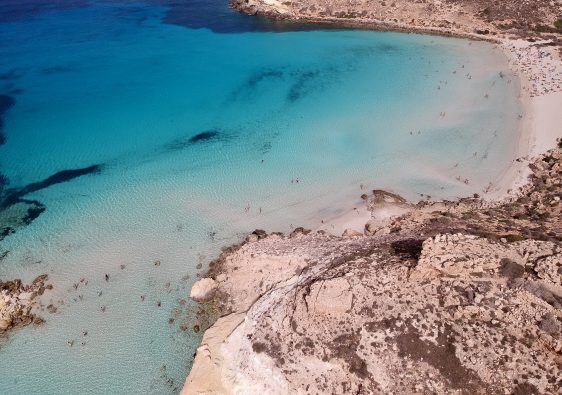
left=0, top=275, right=51, bottom=336
left=231, top=0, right=562, bottom=40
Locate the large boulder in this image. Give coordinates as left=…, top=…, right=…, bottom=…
left=190, top=278, right=218, bottom=303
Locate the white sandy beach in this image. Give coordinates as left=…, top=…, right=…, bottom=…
left=484, top=40, right=562, bottom=200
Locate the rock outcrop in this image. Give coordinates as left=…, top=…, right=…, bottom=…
left=0, top=275, right=50, bottom=335
left=231, top=0, right=562, bottom=40
left=183, top=147, right=562, bottom=394
left=190, top=278, right=218, bottom=303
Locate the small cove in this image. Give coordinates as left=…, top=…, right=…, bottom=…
left=0, top=1, right=522, bottom=393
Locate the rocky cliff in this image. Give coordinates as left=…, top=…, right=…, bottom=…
left=231, top=0, right=562, bottom=40
left=183, top=146, right=562, bottom=394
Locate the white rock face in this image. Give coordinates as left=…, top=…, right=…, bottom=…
left=190, top=278, right=218, bottom=302
left=182, top=231, right=562, bottom=394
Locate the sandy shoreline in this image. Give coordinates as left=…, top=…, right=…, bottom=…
left=494, top=89, right=562, bottom=199
left=287, top=37, right=562, bottom=235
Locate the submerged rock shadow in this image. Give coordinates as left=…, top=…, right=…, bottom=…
left=39, top=65, right=75, bottom=76
left=228, top=66, right=339, bottom=106
left=0, top=165, right=103, bottom=210
left=0, top=94, right=16, bottom=146
left=286, top=70, right=322, bottom=103
left=0, top=164, right=103, bottom=242
left=0, top=0, right=90, bottom=23
left=0, top=69, right=23, bottom=82
left=227, top=68, right=286, bottom=104
left=164, top=129, right=233, bottom=152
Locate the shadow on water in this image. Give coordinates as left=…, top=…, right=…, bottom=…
left=0, top=70, right=23, bottom=82
left=0, top=94, right=15, bottom=146
left=39, top=65, right=75, bottom=76
left=0, top=165, right=103, bottom=241
left=147, top=0, right=343, bottom=33
left=227, top=68, right=286, bottom=102
left=229, top=66, right=336, bottom=105
left=246, top=69, right=285, bottom=88
left=0, top=0, right=343, bottom=34
left=0, top=0, right=90, bottom=23
left=287, top=70, right=322, bottom=103
left=187, top=130, right=220, bottom=143
left=0, top=165, right=103, bottom=209
left=164, top=129, right=232, bottom=152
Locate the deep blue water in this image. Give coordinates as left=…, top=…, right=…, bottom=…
left=0, top=1, right=521, bottom=394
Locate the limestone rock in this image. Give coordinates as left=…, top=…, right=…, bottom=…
left=190, top=278, right=218, bottom=303
left=308, top=277, right=352, bottom=315
left=182, top=148, right=562, bottom=394
left=183, top=229, right=562, bottom=394
left=246, top=233, right=259, bottom=243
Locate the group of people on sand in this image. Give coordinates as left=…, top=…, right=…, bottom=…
left=505, top=43, right=562, bottom=97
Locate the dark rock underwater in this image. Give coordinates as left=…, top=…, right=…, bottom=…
left=0, top=165, right=103, bottom=242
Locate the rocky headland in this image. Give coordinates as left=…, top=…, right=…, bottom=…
left=182, top=1, right=562, bottom=393
left=231, top=0, right=562, bottom=41
left=183, top=144, right=561, bottom=394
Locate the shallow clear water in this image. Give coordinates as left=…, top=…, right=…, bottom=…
left=0, top=1, right=521, bottom=394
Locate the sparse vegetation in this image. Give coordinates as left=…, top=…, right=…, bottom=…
left=533, top=18, right=562, bottom=33
left=534, top=24, right=557, bottom=33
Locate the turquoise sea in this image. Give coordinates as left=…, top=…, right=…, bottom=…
left=0, top=1, right=521, bottom=393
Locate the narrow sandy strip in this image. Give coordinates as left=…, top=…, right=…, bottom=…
left=484, top=40, right=562, bottom=200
